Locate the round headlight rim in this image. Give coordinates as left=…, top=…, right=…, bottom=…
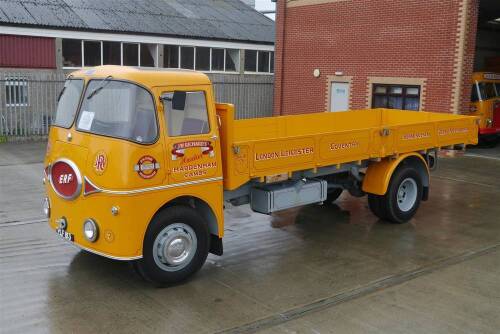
left=83, top=218, right=99, bottom=242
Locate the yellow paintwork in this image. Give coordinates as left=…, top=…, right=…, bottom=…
left=45, top=66, right=223, bottom=260
left=45, top=66, right=478, bottom=260
left=362, top=153, right=428, bottom=195
left=469, top=72, right=500, bottom=134
left=217, top=105, right=478, bottom=191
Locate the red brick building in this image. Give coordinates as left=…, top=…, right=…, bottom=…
left=274, top=0, right=500, bottom=116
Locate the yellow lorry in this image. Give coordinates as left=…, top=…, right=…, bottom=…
left=469, top=72, right=500, bottom=141
left=43, top=66, right=478, bottom=285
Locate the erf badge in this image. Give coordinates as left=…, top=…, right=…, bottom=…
left=135, top=156, right=160, bottom=179
left=171, top=141, right=214, bottom=160
left=93, top=151, right=107, bottom=175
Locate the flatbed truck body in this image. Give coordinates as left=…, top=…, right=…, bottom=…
left=43, top=66, right=478, bottom=285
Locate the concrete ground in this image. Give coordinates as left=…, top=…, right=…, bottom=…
left=1, top=141, right=500, bottom=334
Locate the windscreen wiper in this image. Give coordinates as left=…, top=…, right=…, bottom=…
left=57, top=75, right=75, bottom=102
left=87, top=75, right=112, bottom=100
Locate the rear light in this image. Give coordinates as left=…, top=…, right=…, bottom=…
left=49, top=159, right=82, bottom=200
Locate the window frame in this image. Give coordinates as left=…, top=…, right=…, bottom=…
left=61, top=39, right=253, bottom=74
left=4, top=76, right=29, bottom=107
left=162, top=90, right=212, bottom=138
left=371, top=84, right=421, bottom=111
left=244, top=50, right=274, bottom=75
left=52, top=78, right=85, bottom=129
left=139, top=43, right=159, bottom=68
left=74, top=78, right=160, bottom=145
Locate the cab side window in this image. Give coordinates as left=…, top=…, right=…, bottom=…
left=162, top=91, right=210, bottom=136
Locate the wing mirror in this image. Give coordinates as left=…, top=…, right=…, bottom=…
left=172, top=91, right=187, bottom=110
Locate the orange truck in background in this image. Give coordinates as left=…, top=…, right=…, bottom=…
left=469, top=72, right=500, bottom=140
left=43, top=66, right=478, bottom=285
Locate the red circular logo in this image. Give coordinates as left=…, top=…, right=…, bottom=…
left=51, top=160, right=81, bottom=199
left=135, top=156, right=159, bottom=179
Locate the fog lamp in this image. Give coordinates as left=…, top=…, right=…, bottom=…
left=42, top=197, right=50, bottom=218
left=83, top=219, right=99, bottom=242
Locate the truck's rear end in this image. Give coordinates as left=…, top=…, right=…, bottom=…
left=217, top=106, right=478, bottom=191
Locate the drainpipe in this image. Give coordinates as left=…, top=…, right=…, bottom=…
left=273, top=0, right=286, bottom=116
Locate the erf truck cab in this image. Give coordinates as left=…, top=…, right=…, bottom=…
left=469, top=72, right=500, bottom=139
left=44, top=66, right=478, bottom=285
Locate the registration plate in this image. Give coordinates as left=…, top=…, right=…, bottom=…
left=56, top=228, right=74, bottom=242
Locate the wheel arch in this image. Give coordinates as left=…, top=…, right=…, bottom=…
left=145, top=195, right=224, bottom=256
left=156, top=195, right=221, bottom=237
left=362, top=153, right=429, bottom=199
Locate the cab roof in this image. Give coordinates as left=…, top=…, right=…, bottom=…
left=472, top=71, right=500, bottom=82
left=69, top=66, right=213, bottom=88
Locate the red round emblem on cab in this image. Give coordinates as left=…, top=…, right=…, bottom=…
left=50, top=159, right=82, bottom=200
left=134, top=156, right=160, bottom=179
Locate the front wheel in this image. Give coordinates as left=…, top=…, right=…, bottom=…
left=368, top=165, right=423, bottom=224
left=134, top=206, right=209, bottom=286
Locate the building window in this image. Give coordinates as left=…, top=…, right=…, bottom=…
left=83, top=41, right=101, bottom=67
left=62, top=39, right=82, bottom=67
left=245, top=50, right=273, bottom=74
left=103, top=41, right=121, bottom=65
left=140, top=43, right=157, bottom=67
left=226, top=49, right=239, bottom=72
left=123, top=43, right=139, bottom=66
left=372, top=84, right=420, bottom=111
left=195, top=47, right=210, bottom=71
left=181, top=46, right=195, bottom=69
left=164, top=45, right=179, bottom=68
left=5, top=77, right=28, bottom=107
left=258, top=51, right=270, bottom=73
left=211, top=48, right=225, bottom=71
left=245, top=50, right=257, bottom=72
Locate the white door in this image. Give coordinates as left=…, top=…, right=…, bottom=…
left=330, top=82, right=350, bottom=112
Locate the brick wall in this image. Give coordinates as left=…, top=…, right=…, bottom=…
left=274, top=0, right=478, bottom=116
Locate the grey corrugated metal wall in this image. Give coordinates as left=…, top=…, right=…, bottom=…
left=209, top=73, right=274, bottom=119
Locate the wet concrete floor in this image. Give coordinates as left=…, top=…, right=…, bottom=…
left=1, top=142, right=500, bottom=333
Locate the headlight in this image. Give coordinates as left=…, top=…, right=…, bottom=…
left=83, top=219, right=99, bottom=242
left=42, top=197, right=50, bottom=218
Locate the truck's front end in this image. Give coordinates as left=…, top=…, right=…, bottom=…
left=469, top=72, right=500, bottom=140
left=44, top=66, right=225, bottom=285
left=43, top=68, right=165, bottom=261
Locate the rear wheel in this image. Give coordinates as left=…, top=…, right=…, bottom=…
left=368, top=165, right=423, bottom=224
left=134, top=206, right=209, bottom=286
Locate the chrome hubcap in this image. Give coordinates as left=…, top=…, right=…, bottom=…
left=153, top=223, right=197, bottom=272
left=396, top=178, right=418, bottom=212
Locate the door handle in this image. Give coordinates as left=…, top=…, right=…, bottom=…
left=210, top=134, right=218, bottom=141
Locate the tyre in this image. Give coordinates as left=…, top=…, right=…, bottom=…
left=134, top=206, right=209, bottom=286
left=369, top=165, right=423, bottom=224
left=367, top=194, right=387, bottom=220
left=326, top=188, right=343, bottom=204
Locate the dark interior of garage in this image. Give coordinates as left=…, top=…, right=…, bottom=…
left=475, top=0, right=500, bottom=71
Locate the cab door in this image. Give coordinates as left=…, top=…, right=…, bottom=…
left=159, top=85, right=222, bottom=184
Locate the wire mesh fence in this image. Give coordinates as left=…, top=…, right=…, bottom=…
left=0, top=72, right=274, bottom=141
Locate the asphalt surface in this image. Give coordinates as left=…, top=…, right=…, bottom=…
left=1, top=141, right=500, bottom=334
